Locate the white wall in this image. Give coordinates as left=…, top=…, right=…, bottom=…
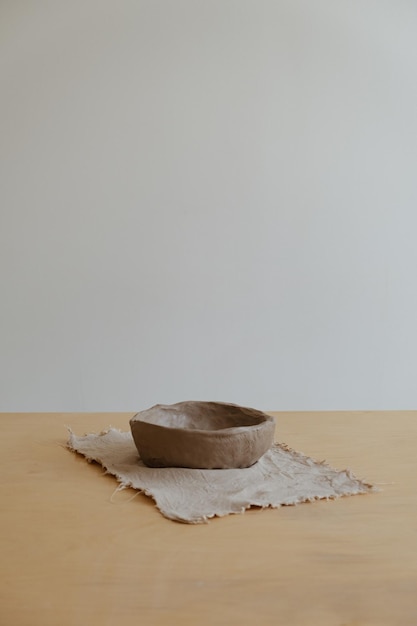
left=1, top=0, right=417, bottom=412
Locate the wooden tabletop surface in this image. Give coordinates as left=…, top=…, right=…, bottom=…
left=1, top=411, right=416, bottom=626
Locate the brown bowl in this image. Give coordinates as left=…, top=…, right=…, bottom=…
left=129, top=401, right=275, bottom=469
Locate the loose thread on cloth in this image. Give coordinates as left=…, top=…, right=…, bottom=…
left=109, top=484, right=141, bottom=504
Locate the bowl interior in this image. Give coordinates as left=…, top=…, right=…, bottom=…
left=134, top=401, right=270, bottom=432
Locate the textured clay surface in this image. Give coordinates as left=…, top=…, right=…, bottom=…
left=129, top=401, right=276, bottom=469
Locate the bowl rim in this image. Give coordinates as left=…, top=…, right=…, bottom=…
left=130, top=401, right=275, bottom=436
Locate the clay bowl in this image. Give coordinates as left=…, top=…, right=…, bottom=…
left=129, top=401, right=275, bottom=469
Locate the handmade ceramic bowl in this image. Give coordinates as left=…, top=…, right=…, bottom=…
left=129, top=401, right=275, bottom=469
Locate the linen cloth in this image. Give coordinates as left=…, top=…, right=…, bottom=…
left=68, top=428, right=374, bottom=523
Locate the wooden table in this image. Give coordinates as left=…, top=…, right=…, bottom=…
left=1, top=411, right=416, bottom=625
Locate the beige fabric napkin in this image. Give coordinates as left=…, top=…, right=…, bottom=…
left=67, top=428, right=374, bottom=523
